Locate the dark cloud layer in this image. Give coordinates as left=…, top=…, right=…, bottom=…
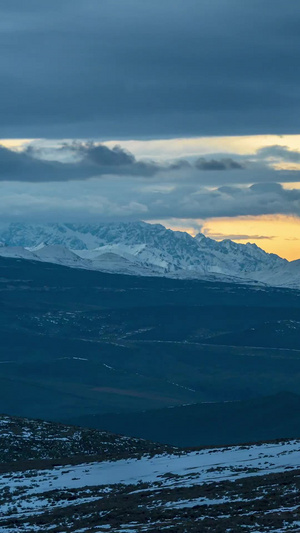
left=195, top=158, right=244, bottom=171
left=0, top=144, right=158, bottom=181
left=0, top=143, right=246, bottom=181
left=3, top=142, right=300, bottom=195
left=1, top=0, right=300, bottom=138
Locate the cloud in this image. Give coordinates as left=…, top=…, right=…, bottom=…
left=0, top=174, right=300, bottom=223
left=249, top=182, right=283, bottom=193
left=142, top=182, right=300, bottom=220
left=0, top=143, right=265, bottom=182
left=1, top=1, right=300, bottom=138
left=195, top=158, right=244, bottom=171
left=203, top=232, right=275, bottom=241
left=0, top=143, right=163, bottom=181
left=71, top=142, right=136, bottom=166
left=257, top=145, right=300, bottom=163
left=1, top=140, right=300, bottom=223
left=0, top=145, right=60, bottom=182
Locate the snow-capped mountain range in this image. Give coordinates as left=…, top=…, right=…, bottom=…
left=0, top=221, right=299, bottom=288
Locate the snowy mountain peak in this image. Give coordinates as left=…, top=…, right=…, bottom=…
left=0, top=221, right=298, bottom=288
left=194, top=233, right=206, bottom=242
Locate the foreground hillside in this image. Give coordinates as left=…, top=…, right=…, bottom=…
left=0, top=415, right=300, bottom=532
left=0, top=415, right=170, bottom=465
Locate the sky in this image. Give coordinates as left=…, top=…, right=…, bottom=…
left=1, top=0, right=300, bottom=260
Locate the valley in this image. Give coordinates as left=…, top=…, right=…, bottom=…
left=0, top=254, right=300, bottom=445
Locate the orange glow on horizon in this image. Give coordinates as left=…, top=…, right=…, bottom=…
left=150, top=215, right=300, bottom=261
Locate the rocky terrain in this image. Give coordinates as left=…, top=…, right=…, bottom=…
left=1, top=415, right=300, bottom=532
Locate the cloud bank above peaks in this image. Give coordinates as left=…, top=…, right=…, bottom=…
left=0, top=173, right=300, bottom=224
left=0, top=141, right=300, bottom=223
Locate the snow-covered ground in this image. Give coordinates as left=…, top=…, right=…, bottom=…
left=1, top=439, right=300, bottom=532
left=2, top=440, right=300, bottom=495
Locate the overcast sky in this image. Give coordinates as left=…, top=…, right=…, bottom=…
left=1, top=1, right=300, bottom=259
left=1, top=0, right=300, bottom=139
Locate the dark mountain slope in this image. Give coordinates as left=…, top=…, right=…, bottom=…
left=68, top=392, right=300, bottom=447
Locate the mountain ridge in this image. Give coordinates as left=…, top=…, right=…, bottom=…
left=0, top=221, right=298, bottom=288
